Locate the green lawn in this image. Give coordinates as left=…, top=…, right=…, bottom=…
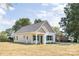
left=0, top=42, right=79, bottom=56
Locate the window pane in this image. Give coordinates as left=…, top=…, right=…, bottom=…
left=46, top=35, right=52, bottom=40
left=50, top=36, right=52, bottom=40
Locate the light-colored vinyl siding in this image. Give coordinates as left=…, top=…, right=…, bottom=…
left=42, top=21, right=53, bottom=32
left=14, top=33, right=34, bottom=44
left=37, top=27, right=45, bottom=33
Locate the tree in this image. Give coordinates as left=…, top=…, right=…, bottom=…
left=12, top=18, right=31, bottom=32
left=52, top=27, right=62, bottom=36
left=0, top=31, right=8, bottom=42
left=59, top=3, right=79, bottom=42
left=5, top=28, right=12, bottom=36
left=34, top=19, right=43, bottom=24
left=52, top=27, right=63, bottom=41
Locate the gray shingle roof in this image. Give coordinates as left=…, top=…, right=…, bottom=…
left=15, top=21, right=44, bottom=33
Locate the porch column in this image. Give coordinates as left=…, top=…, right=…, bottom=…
left=53, top=33, right=55, bottom=42
left=39, top=35, right=41, bottom=44
left=43, top=35, right=46, bottom=44
left=35, top=34, right=38, bottom=44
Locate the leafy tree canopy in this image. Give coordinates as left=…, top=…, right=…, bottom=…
left=34, top=19, right=43, bottom=24
left=12, top=18, right=31, bottom=32
left=59, top=3, right=79, bottom=42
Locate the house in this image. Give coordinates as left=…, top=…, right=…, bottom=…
left=14, top=21, right=55, bottom=44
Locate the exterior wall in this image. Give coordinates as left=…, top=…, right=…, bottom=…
left=14, top=34, right=26, bottom=43
left=14, top=32, right=55, bottom=44
left=14, top=33, right=34, bottom=44
left=43, top=32, right=55, bottom=44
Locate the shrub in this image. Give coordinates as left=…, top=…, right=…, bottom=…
left=0, top=31, right=9, bottom=42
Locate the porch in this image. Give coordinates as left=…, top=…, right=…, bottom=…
left=32, top=32, right=55, bottom=44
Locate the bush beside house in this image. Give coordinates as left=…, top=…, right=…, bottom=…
left=0, top=31, right=9, bottom=42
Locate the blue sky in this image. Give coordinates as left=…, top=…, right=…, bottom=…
left=0, top=3, right=67, bottom=31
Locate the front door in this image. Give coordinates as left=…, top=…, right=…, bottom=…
left=40, top=36, right=43, bottom=44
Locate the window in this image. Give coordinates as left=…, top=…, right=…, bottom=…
left=33, top=35, right=40, bottom=41
left=16, top=36, right=18, bottom=40
left=33, top=35, right=36, bottom=41
left=46, top=35, right=52, bottom=40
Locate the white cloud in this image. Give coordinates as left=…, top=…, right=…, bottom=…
left=0, top=4, right=7, bottom=10
left=37, top=10, right=47, bottom=18
left=0, top=3, right=14, bottom=15
left=0, top=8, right=6, bottom=15
left=0, top=3, right=15, bottom=31
left=9, top=6, right=15, bottom=10
left=41, top=3, right=49, bottom=6
left=0, top=19, right=16, bottom=25
left=0, top=18, right=16, bottom=31
left=52, top=3, right=66, bottom=14
left=0, top=3, right=14, bottom=11
left=37, top=3, right=67, bottom=27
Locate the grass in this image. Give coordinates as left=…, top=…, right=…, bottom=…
left=0, top=42, right=79, bottom=56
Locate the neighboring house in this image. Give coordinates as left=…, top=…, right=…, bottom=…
left=14, top=21, right=55, bottom=44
